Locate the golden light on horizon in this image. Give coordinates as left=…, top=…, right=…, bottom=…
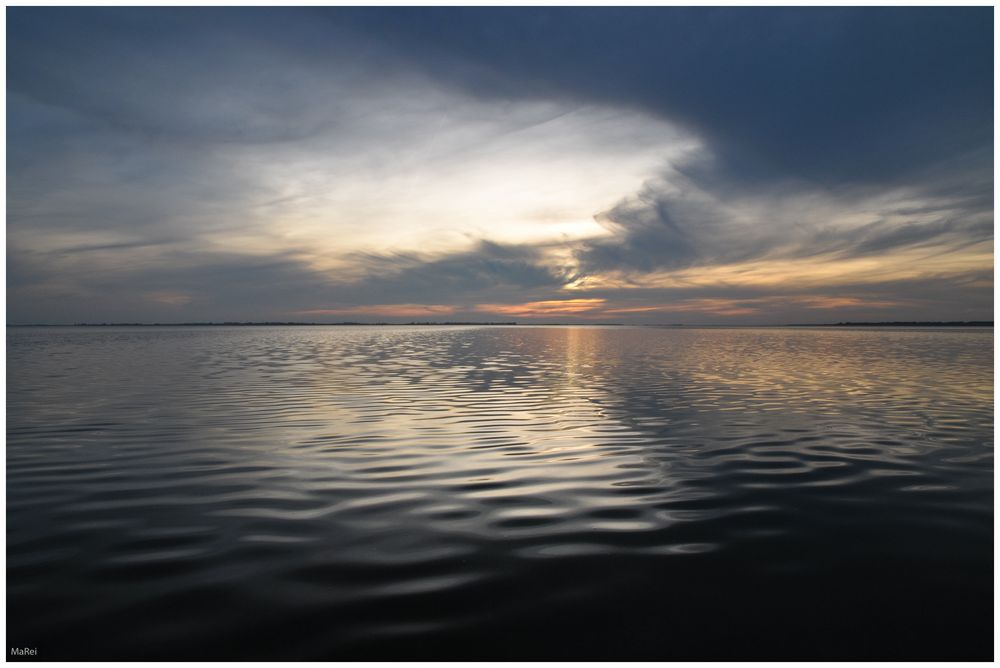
left=474, top=299, right=608, bottom=317
left=297, top=304, right=459, bottom=318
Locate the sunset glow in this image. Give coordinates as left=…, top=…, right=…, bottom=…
left=7, top=7, right=992, bottom=324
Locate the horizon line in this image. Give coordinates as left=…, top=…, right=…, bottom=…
left=6, top=320, right=994, bottom=328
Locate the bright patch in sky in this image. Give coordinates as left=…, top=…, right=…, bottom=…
left=238, top=100, right=696, bottom=270
left=6, top=8, right=993, bottom=324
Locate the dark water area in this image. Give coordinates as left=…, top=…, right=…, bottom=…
left=7, top=325, right=993, bottom=660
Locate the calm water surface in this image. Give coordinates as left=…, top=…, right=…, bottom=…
left=7, top=326, right=993, bottom=659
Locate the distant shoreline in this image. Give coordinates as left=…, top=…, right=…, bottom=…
left=6, top=321, right=993, bottom=328
left=785, top=321, right=993, bottom=327
left=7, top=321, right=520, bottom=327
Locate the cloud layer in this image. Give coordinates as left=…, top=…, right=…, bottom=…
left=7, top=8, right=993, bottom=324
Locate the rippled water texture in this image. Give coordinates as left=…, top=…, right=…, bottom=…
left=7, top=325, right=993, bottom=660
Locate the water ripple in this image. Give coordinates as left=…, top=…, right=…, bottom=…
left=7, top=325, right=993, bottom=659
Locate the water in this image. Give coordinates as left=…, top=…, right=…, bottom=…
left=7, top=325, right=993, bottom=660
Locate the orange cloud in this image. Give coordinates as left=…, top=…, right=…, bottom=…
left=296, top=304, right=458, bottom=318
left=615, top=299, right=763, bottom=317
left=474, top=299, right=607, bottom=317
left=788, top=295, right=902, bottom=310
left=607, top=295, right=905, bottom=317
left=146, top=290, right=193, bottom=306
left=294, top=294, right=906, bottom=321
left=575, top=242, right=993, bottom=294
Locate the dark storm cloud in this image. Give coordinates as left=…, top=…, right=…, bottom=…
left=328, top=6, right=992, bottom=186
left=10, top=7, right=990, bottom=185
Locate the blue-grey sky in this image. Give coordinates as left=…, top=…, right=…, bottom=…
left=7, top=7, right=993, bottom=324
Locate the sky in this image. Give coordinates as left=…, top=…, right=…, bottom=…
left=6, top=7, right=994, bottom=324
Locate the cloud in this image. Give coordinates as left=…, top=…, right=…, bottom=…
left=7, top=249, right=335, bottom=324
left=309, top=240, right=571, bottom=307
left=296, top=304, right=458, bottom=319
left=571, top=155, right=992, bottom=281
left=5, top=7, right=992, bottom=325
left=474, top=299, right=608, bottom=318
left=329, top=7, right=992, bottom=186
